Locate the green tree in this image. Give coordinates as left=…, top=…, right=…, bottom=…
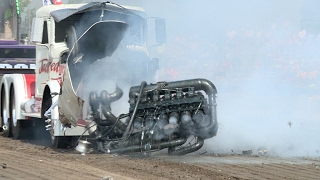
left=18, top=0, right=36, bottom=39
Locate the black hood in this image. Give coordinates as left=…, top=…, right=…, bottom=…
left=50, top=2, right=140, bottom=23
left=78, top=20, right=128, bottom=60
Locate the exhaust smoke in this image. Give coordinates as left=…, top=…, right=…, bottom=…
left=21, top=0, right=316, bottom=156
left=105, top=0, right=320, bottom=157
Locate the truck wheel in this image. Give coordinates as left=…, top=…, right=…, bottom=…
left=9, top=88, right=20, bottom=139
left=1, top=91, right=12, bottom=137
left=42, top=90, right=74, bottom=149
left=33, top=114, right=72, bottom=148
left=9, top=89, right=33, bottom=139
left=52, top=136, right=74, bottom=149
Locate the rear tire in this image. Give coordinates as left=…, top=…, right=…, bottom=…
left=1, top=108, right=11, bottom=137
left=52, top=136, right=76, bottom=149
left=10, top=88, right=33, bottom=139
left=42, top=89, right=74, bottom=149
left=10, top=96, right=20, bottom=139
left=11, top=120, right=34, bottom=139
left=1, top=88, right=12, bottom=137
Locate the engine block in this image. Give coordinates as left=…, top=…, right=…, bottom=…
left=129, top=86, right=211, bottom=139
left=87, top=79, right=218, bottom=155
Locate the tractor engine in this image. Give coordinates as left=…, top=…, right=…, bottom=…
left=85, top=78, right=218, bottom=155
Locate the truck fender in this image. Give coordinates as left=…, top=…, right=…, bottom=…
left=43, top=80, right=64, bottom=136
left=43, top=80, right=61, bottom=120
left=0, top=75, right=12, bottom=128
left=45, top=80, right=88, bottom=137
left=7, top=74, right=35, bottom=120
left=44, top=80, right=87, bottom=137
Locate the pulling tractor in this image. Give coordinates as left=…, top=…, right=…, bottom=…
left=0, top=2, right=218, bottom=155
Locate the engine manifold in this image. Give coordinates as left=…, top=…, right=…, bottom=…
left=84, top=78, right=218, bottom=155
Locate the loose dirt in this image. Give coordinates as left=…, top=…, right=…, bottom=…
left=0, top=134, right=319, bottom=180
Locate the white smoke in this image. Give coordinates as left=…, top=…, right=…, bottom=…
left=39, top=0, right=320, bottom=157
left=108, top=0, right=320, bottom=157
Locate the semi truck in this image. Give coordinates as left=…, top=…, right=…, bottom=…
left=0, top=1, right=218, bottom=155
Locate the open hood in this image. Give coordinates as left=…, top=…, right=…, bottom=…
left=50, top=2, right=139, bottom=23
left=77, top=20, right=128, bottom=61
left=66, top=20, right=128, bottom=90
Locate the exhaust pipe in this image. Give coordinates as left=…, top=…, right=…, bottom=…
left=107, top=138, right=187, bottom=154
left=100, top=86, right=123, bottom=105
left=89, top=86, right=127, bottom=131
left=107, top=138, right=203, bottom=156
left=168, top=138, right=204, bottom=155
left=100, top=105, right=127, bottom=131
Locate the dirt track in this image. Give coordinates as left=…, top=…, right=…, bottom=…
left=0, top=134, right=319, bottom=180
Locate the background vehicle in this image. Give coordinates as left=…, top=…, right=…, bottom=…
left=0, top=0, right=35, bottom=74
left=0, top=0, right=36, bottom=137
left=0, top=1, right=218, bottom=155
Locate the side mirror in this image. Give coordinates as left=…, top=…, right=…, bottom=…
left=30, top=18, right=44, bottom=43
left=155, top=18, right=166, bottom=44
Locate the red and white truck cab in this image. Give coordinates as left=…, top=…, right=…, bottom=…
left=1, top=2, right=159, bottom=147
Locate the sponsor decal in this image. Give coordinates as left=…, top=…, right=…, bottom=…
left=38, top=59, right=50, bottom=74
left=39, top=59, right=65, bottom=75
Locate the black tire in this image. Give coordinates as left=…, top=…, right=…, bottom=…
left=1, top=89, right=12, bottom=137
left=52, top=136, right=75, bottom=149
left=1, top=116, right=12, bottom=137
left=9, top=88, right=33, bottom=139
left=9, top=87, right=20, bottom=139
left=10, top=118, right=21, bottom=139
left=10, top=120, right=34, bottom=139
left=41, top=89, right=74, bottom=149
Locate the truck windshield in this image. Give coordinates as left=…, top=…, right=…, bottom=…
left=125, top=17, right=146, bottom=45
left=0, top=0, right=18, bottom=41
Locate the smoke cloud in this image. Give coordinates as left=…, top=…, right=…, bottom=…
left=105, top=0, right=320, bottom=157
left=26, top=0, right=320, bottom=156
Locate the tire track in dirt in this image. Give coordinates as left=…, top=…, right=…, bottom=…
left=194, top=163, right=277, bottom=180
left=0, top=149, right=132, bottom=180
left=0, top=136, right=230, bottom=180
left=216, top=164, right=307, bottom=180
left=197, top=157, right=320, bottom=180
left=264, top=163, right=320, bottom=179
left=1, top=135, right=320, bottom=180
left=75, top=155, right=238, bottom=180
left=0, top=159, right=50, bottom=180
left=160, top=154, right=320, bottom=180
left=1, top=151, right=101, bottom=180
